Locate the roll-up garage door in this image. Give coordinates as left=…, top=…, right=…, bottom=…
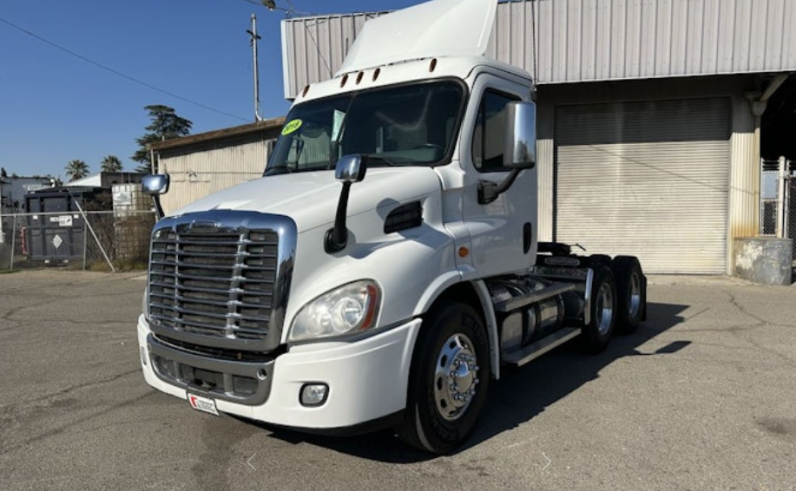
left=554, top=98, right=730, bottom=274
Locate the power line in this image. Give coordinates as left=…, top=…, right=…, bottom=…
left=229, top=0, right=331, bottom=77
left=0, top=15, right=249, bottom=122
left=229, top=0, right=320, bottom=17
left=269, top=1, right=332, bottom=75
left=281, top=0, right=316, bottom=17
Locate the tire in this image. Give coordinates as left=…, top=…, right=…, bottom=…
left=582, top=266, right=617, bottom=352
left=589, top=254, right=612, bottom=268
left=612, top=256, right=645, bottom=334
left=397, top=301, right=491, bottom=454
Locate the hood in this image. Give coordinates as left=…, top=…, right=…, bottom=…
left=173, top=167, right=442, bottom=233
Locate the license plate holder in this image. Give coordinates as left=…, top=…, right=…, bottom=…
left=187, top=392, right=219, bottom=416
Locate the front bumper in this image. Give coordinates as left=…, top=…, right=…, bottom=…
left=137, top=315, right=422, bottom=430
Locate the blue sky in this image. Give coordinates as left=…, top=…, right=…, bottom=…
left=0, top=0, right=424, bottom=179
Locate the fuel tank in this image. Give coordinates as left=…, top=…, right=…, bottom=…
left=488, top=277, right=566, bottom=353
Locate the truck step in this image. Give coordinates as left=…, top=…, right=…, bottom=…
left=493, top=282, right=575, bottom=313
left=503, top=327, right=581, bottom=368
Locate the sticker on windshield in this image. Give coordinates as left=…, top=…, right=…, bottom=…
left=282, top=119, right=303, bottom=135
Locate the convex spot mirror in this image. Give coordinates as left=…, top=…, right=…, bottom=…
left=503, top=101, right=537, bottom=170
left=142, top=174, right=170, bottom=195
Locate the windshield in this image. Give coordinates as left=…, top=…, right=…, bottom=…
left=265, top=80, right=465, bottom=175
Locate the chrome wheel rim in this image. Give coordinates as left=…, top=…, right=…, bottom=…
left=596, top=282, right=614, bottom=335
left=628, top=271, right=642, bottom=318
left=434, top=333, right=480, bottom=422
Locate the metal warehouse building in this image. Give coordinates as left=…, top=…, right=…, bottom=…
left=281, top=0, right=796, bottom=274
left=150, top=117, right=283, bottom=216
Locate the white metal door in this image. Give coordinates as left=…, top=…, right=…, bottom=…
left=554, top=98, right=731, bottom=274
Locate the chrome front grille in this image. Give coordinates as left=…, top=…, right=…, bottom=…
left=147, top=211, right=296, bottom=352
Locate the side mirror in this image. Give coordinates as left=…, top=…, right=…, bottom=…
left=142, top=174, right=170, bottom=220
left=503, top=101, right=536, bottom=169
left=335, top=155, right=367, bottom=183
left=142, top=174, right=170, bottom=195
left=326, top=155, right=368, bottom=253
left=478, top=102, right=537, bottom=205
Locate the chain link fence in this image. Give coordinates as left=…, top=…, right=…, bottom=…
left=0, top=210, right=155, bottom=272
left=761, top=159, right=780, bottom=236
left=761, top=198, right=779, bottom=236
left=761, top=157, right=795, bottom=269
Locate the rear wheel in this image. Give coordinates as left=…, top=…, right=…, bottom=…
left=589, top=254, right=612, bottom=268
left=582, top=266, right=617, bottom=352
left=398, top=302, right=491, bottom=454
left=612, top=256, right=644, bottom=334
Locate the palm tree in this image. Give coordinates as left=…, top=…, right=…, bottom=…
left=100, top=155, right=123, bottom=173
left=65, top=159, right=89, bottom=182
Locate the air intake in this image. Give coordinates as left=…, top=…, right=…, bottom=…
left=384, top=201, right=423, bottom=234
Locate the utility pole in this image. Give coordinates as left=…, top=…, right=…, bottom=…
left=247, top=14, right=263, bottom=121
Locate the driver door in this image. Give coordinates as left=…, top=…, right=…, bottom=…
left=460, top=74, right=538, bottom=278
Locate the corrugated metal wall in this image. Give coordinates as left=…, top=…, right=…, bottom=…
left=554, top=98, right=731, bottom=273
left=282, top=0, right=796, bottom=98
left=281, top=12, right=387, bottom=98
left=496, top=0, right=796, bottom=84
left=536, top=76, right=756, bottom=273
left=158, top=139, right=270, bottom=216
left=729, top=96, right=758, bottom=245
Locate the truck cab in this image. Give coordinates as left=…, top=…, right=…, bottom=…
left=138, top=0, right=646, bottom=454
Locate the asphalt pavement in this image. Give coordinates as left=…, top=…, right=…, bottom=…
left=0, top=270, right=794, bottom=491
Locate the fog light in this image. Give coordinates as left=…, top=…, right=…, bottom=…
left=300, top=383, right=329, bottom=407
left=140, top=347, right=148, bottom=366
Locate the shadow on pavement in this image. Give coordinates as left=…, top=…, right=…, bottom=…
left=242, top=301, right=689, bottom=463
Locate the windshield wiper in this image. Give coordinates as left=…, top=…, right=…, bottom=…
left=264, top=165, right=295, bottom=176
left=364, top=155, right=398, bottom=167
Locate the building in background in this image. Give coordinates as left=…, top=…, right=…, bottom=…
left=149, top=117, right=284, bottom=216
left=0, top=175, right=52, bottom=214
left=0, top=175, right=52, bottom=247
left=280, top=0, right=796, bottom=274
left=14, top=178, right=154, bottom=267
left=64, top=172, right=145, bottom=189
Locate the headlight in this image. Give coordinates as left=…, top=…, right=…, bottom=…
left=289, top=280, right=381, bottom=342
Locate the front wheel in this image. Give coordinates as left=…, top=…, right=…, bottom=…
left=397, top=302, right=491, bottom=454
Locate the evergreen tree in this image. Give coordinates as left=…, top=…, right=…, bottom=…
left=132, top=105, right=192, bottom=173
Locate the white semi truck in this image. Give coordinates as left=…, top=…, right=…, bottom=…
left=138, top=0, right=646, bottom=454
